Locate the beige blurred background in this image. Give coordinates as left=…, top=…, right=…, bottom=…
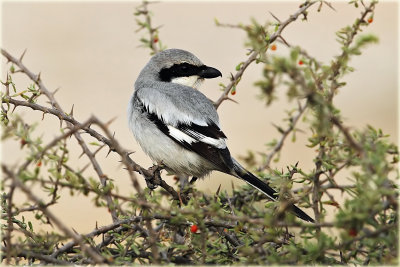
left=1, top=1, right=398, bottom=233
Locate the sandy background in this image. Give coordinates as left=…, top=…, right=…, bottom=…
left=1, top=1, right=398, bottom=233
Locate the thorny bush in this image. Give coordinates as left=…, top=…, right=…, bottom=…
left=1, top=0, right=398, bottom=265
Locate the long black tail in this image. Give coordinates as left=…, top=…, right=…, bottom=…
left=231, top=159, right=314, bottom=223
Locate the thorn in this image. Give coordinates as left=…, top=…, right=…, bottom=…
left=127, top=151, right=136, bottom=156
left=52, top=87, right=60, bottom=96
left=19, top=48, right=27, bottom=62
left=59, top=118, right=63, bottom=128
left=317, top=1, right=323, bottom=12
left=11, top=105, right=17, bottom=114
left=79, top=151, right=85, bottom=159
left=269, top=11, right=281, bottom=23
left=323, top=1, right=336, bottom=11
left=278, top=35, right=290, bottom=47
left=70, top=104, right=74, bottom=117
left=105, top=116, right=117, bottom=127
left=272, top=123, right=285, bottom=134
left=106, top=148, right=112, bottom=157
left=80, top=163, right=90, bottom=173
left=36, top=72, right=41, bottom=82
left=215, top=184, right=221, bottom=196
left=226, top=97, right=239, bottom=104
left=230, top=73, right=235, bottom=81
left=93, top=144, right=106, bottom=157
left=72, top=228, right=79, bottom=235
left=231, top=180, right=235, bottom=191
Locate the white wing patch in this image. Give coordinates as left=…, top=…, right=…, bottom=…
left=167, top=125, right=197, bottom=144
left=167, top=125, right=227, bottom=149
left=185, top=129, right=227, bottom=149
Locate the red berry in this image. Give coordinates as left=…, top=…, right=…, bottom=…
left=20, top=138, right=27, bottom=147
left=348, top=228, right=357, bottom=237
left=298, top=60, right=304, bottom=65
left=153, top=37, right=159, bottom=43
left=270, top=44, right=277, bottom=51
left=368, top=17, right=373, bottom=24
left=231, top=89, right=236, bottom=95
left=190, top=224, right=198, bottom=233
left=37, top=161, right=42, bottom=167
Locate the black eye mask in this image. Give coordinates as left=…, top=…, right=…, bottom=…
left=159, top=63, right=221, bottom=82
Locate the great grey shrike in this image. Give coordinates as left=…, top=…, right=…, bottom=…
left=128, top=48, right=314, bottom=222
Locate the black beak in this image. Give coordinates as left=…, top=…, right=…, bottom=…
left=198, top=66, right=222, bottom=79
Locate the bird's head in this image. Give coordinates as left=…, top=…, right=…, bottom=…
left=139, top=49, right=222, bottom=89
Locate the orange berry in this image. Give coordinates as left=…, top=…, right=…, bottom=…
left=270, top=44, right=277, bottom=51
left=37, top=161, right=42, bottom=167
left=368, top=17, right=373, bottom=24
left=231, top=89, right=236, bottom=95
left=190, top=224, right=198, bottom=233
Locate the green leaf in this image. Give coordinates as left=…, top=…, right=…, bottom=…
left=28, top=221, right=33, bottom=231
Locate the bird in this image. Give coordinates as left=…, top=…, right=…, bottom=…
left=127, top=48, right=314, bottom=223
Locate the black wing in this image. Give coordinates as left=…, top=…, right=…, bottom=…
left=140, top=103, right=234, bottom=173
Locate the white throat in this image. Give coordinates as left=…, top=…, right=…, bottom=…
left=171, top=75, right=204, bottom=89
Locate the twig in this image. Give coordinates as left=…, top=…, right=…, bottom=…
left=52, top=215, right=154, bottom=257
left=337, top=223, right=397, bottom=249
left=331, top=116, right=363, bottom=154
left=73, top=124, right=119, bottom=222
left=4, top=182, right=16, bottom=265
left=1, top=164, right=106, bottom=264
left=135, top=1, right=161, bottom=54
left=327, top=1, right=376, bottom=101
left=312, top=143, right=324, bottom=232
left=1, top=48, right=120, bottom=223
left=214, top=1, right=316, bottom=109
left=258, top=100, right=308, bottom=170
left=3, top=94, right=181, bottom=203
left=0, top=247, right=72, bottom=265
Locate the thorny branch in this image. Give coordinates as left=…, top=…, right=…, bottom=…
left=2, top=165, right=107, bottom=264
left=1, top=48, right=182, bottom=204
left=1, top=0, right=397, bottom=265
left=310, top=1, right=377, bottom=225
left=259, top=101, right=307, bottom=171
left=213, top=1, right=316, bottom=109
left=135, top=0, right=163, bottom=54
